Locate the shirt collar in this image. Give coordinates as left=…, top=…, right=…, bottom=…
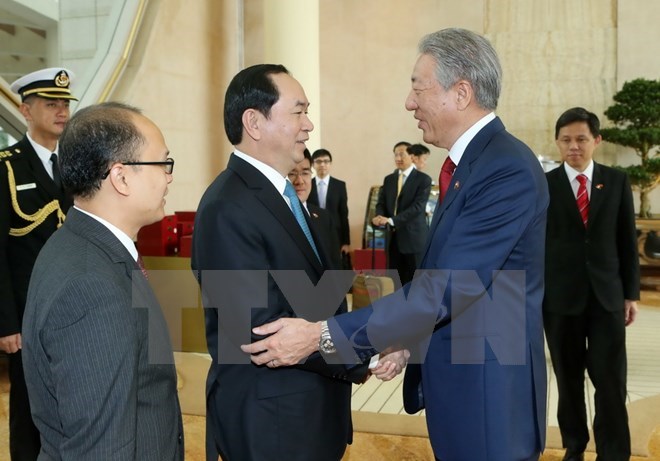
left=234, top=149, right=287, bottom=195
left=399, top=164, right=415, bottom=177
left=316, top=175, right=330, bottom=185
left=448, top=112, right=496, bottom=166
left=27, top=132, right=58, bottom=164
left=563, top=160, right=594, bottom=183
left=74, top=206, right=138, bottom=261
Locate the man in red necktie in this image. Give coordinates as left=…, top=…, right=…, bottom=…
left=544, top=107, right=639, bottom=461
left=438, top=155, right=456, bottom=202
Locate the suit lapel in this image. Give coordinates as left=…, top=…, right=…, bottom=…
left=66, top=208, right=141, bottom=279
left=398, top=168, right=417, bottom=202
left=325, top=177, right=334, bottom=208
left=427, top=117, right=506, bottom=239
left=229, top=156, right=324, bottom=274
left=588, top=162, right=606, bottom=227
left=384, top=171, right=398, bottom=214
left=309, top=180, right=319, bottom=206
left=306, top=203, right=332, bottom=268
left=19, top=138, right=61, bottom=198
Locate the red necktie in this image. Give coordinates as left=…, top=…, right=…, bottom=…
left=576, top=174, right=589, bottom=227
left=439, top=156, right=456, bottom=202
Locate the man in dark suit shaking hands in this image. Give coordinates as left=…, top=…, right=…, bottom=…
left=544, top=107, right=639, bottom=461
left=21, top=102, right=184, bottom=460
left=191, top=64, right=374, bottom=461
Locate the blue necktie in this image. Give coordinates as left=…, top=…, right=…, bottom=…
left=284, top=181, right=321, bottom=263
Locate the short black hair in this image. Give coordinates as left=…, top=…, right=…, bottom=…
left=59, top=102, right=144, bottom=199
left=312, top=148, right=332, bottom=162
left=407, top=143, right=430, bottom=157
left=555, top=107, right=600, bottom=139
left=303, top=148, right=313, bottom=163
left=393, top=141, right=411, bottom=151
left=224, top=64, right=289, bottom=145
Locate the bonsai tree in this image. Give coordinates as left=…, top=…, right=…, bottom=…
left=601, top=78, right=660, bottom=218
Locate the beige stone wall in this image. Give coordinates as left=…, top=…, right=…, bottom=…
left=111, top=0, right=238, bottom=214
left=488, top=0, right=617, bottom=161
left=318, top=0, right=484, bottom=246
left=110, top=0, right=660, bottom=230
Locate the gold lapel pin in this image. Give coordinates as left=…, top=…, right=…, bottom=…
left=596, top=184, right=604, bottom=189
left=454, top=181, right=460, bottom=190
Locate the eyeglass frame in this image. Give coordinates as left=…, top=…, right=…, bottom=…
left=287, top=169, right=312, bottom=180
left=101, top=158, right=175, bottom=179
left=313, top=158, right=331, bottom=165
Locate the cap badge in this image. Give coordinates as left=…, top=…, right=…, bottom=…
left=54, top=71, right=69, bottom=88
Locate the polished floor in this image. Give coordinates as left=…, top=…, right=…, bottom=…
left=2, top=294, right=660, bottom=460
left=348, top=297, right=660, bottom=458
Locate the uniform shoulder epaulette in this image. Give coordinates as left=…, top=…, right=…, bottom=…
left=0, top=147, right=21, bottom=160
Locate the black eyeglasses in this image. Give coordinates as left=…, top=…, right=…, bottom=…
left=102, top=158, right=174, bottom=179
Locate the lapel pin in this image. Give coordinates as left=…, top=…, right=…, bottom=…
left=454, top=181, right=460, bottom=190
left=311, top=212, right=319, bottom=218
left=596, top=184, right=604, bottom=190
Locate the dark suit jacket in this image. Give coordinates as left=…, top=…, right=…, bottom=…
left=544, top=162, right=640, bottom=314
left=328, top=117, right=548, bottom=461
left=0, top=136, right=72, bottom=337
left=375, top=168, right=432, bottom=255
left=22, top=208, right=184, bottom=460
left=309, top=176, right=350, bottom=246
left=191, top=154, right=367, bottom=461
left=307, top=202, right=341, bottom=269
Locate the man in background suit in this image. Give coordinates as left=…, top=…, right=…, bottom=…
left=191, top=64, right=376, bottom=461
left=0, top=67, right=77, bottom=460
left=21, top=102, right=183, bottom=460
left=309, top=148, right=351, bottom=259
left=291, top=149, right=341, bottom=269
left=544, top=107, right=639, bottom=461
left=243, top=28, right=549, bottom=461
left=408, top=143, right=431, bottom=173
left=372, top=141, right=432, bottom=285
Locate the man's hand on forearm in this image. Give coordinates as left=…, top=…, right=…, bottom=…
left=241, top=318, right=321, bottom=367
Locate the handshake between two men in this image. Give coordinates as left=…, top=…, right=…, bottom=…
left=241, top=316, right=411, bottom=383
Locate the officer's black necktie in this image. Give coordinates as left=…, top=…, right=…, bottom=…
left=50, top=153, right=62, bottom=190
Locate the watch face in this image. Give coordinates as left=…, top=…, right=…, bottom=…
left=321, top=339, right=336, bottom=354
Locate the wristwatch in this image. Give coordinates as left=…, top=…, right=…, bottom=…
left=319, top=320, right=336, bottom=354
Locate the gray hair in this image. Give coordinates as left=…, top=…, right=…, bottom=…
left=419, top=28, right=502, bottom=111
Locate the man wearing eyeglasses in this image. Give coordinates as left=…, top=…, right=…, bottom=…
left=290, top=149, right=341, bottom=269
left=0, top=67, right=77, bottom=461
left=309, top=148, right=351, bottom=262
left=20, top=102, right=184, bottom=460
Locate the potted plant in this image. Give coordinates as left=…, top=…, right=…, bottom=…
left=601, top=78, right=660, bottom=218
